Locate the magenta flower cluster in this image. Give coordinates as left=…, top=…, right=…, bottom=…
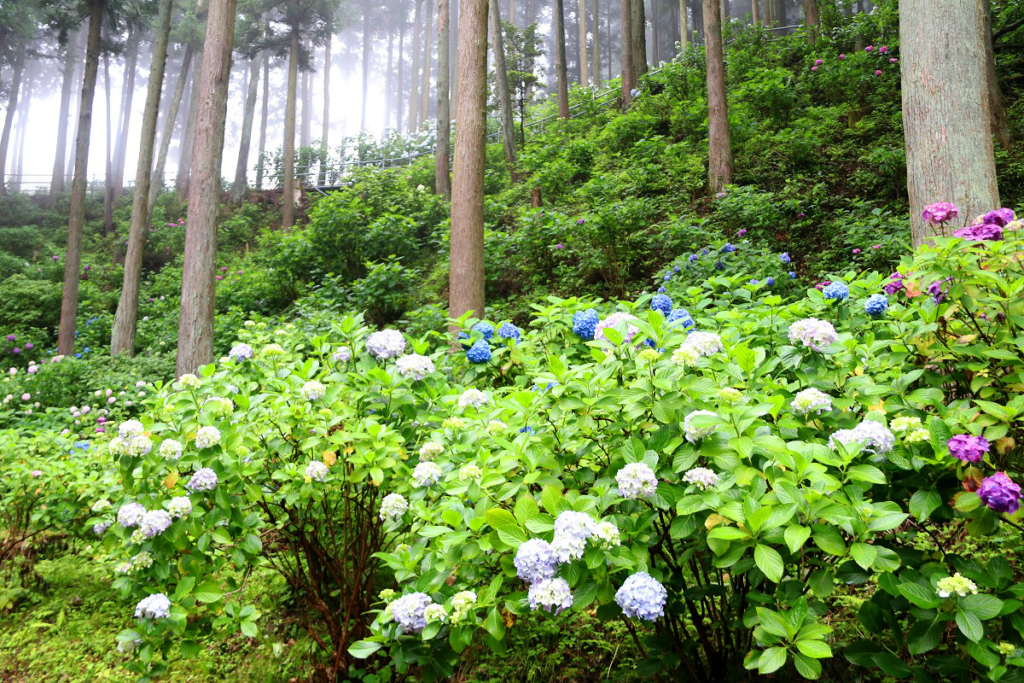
left=947, top=435, right=989, bottom=464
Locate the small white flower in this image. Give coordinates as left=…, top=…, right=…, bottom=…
left=380, top=493, right=408, bottom=521
left=419, top=441, right=444, bottom=461
left=413, top=461, right=442, bottom=487
left=300, top=381, right=326, bottom=401
left=306, top=461, right=329, bottom=482
left=159, top=439, right=183, bottom=461
left=457, top=389, right=489, bottom=410
left=178, top=374, right=202, bottom=389
left=459, top=463, right=483, bottom=481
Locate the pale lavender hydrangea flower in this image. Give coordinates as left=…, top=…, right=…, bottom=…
left=93, top=521, right=111, bottom=536
left=615, top=462, right=658, bottom=499
left=228, top=344, right=253, bottom=362
left=300, top=380, right=326, bottom=401
left=594, top=312, right=640, bottom=346
left=391, top=592, right=433, bottom=633
left=379, top=493, right=408, bottom=521
left=552, top=511, right=597, bottom=562
left=366, top=330, right=406, bottom=360
left=140, top=510, right=173, bottom=538
left=615, top=572, right=668, bottom=620
left=514, top=538, right=559, bottom=583
left=683, top=467, right=719, bottom=490
left=788, top=318, right=838, bottom=352
left=528, top=578, right=573, bottom=614
left=332, top=346, right=352, bottom=362
left=305, top=461, right=329, bottom=482
left=135, top=593, right=171, bottom=620
left=412, top=461, right=442, bottom=487
left=117, top=503, right=147, bottom=528
left=186, top=467, right=218, bottom=492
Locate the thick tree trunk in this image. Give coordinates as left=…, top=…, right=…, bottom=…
left=177, top=49, right=204, bottom=196
left=680, top=0, right=689, bottom=50
left=490, top=0, right=517, bottom=175
left=384, top=29, right=394, bottom=134
left=149, top=45, right=193, bottom=223
left=12, top=72, right=32, bottom=192
left=554, top=0, right=570, bottom=118
left=703, top=0, right=732, bottom=193
left=410, top=0, right=422, bottom=132
left=651, top=0, right=660, bottom=64
left=901, top=0, right=999, bottom=246
left=112, top=0, right=174, bottom=357
left=66, top=31, right=85, bottom=185
left=113, top=33, right=139, bottom=199
left=176, top=0, right=237, bottom=377
left=49, top=33, right=79, bottom=206
left=631, top=0, right=647, bottom=76
left=283, top=27, right=299, bottom=228
left=301, top=58, right=312, bottom=148
left=804, top=0, right=819, bottom=42
left=437, top=0, right=452, bottom=198
left=257, top=57, right=269, bottom=189
left=752, top=0, right=759, bottom=24
left=421, top=0, right=434, bottom=124
left=0, top=53, right=23, bottom=196
left=319, top=35, right=331, bottom=185
left=981, top=0, right=1012, bottom=148
left=232, top=52, right=262, bottom=201
left=58, top=1, right=104, bottom=357
left=592, top=0, right=602, bottom=85
left=449, top=0, right=488, bottom=323
left=578, top=0, right=589, bottom=87
left=621, top=0, right=634, bottom=105
left=361, top=7, right=372, bottom=131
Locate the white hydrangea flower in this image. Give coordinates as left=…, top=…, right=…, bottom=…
left=829, top=420, right=895, bottom=455
left=306, top=461, right=329, bottom=482
left=413, top=461, right=443, bottom=488
left=380, top=493, right=408, bottom=521
left=419, top=442, right=444, bottom=461
left=906, top=428, right=930, bottom=443
left=442, top=417, right=465, bottom=430
left=424, top=604, right=448, bottom=623
left=552, top=511, right=597, bottom=562
left=300, top=381, right=326, bottom=401
left=260, top=343, right=285, bottom=357
left=615, top=462, right=658, bottom=499
left=718, top=387, right=744, bottom=404
left=459, top=463, right=483, bottom=481
left=486, top=420, right=508, bottom=433
left=791, top=388, right=833, bottom=416
left=684, top=332, right=724, bottom=357
left=450, top=590, right=478, bottom=622
left=891, top=416, right=923, bottom=433
left=457, top=389, right=490, bottom=410
left=788, top=318, right=838, bottom=352
left=396, top=354, right=435, bottom=380
left=108, top=437, right=127, bottom=456
left=127, top=435, right=153, bottom=457
left=684, top=410, right=719, bottom=443
left=936, top=573, right=978, bottom=598
left=366, top=330, right=406, bottom=360
left=167, top=497, right=192, bottom=519
left=178, top=374, right=202, bottom=389
left=594, top=521, right=621, bottom=548
left=131, top=551, right=154, bottom=570
left=118, top=420, right=145, bottom=440
left=159, top=439, right=183, bottom=461
left=671, top=345, right=700, bottom=368
left=194, top=426, right=221, bottom=450
left=683, top=467, right=719, bottom=490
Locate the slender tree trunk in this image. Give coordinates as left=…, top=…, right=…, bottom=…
left=12, top=72, right=31, bottom=192
left=112, top=0, right=173, bottom=357
left=901, top=0, right=999, bottom=247
left=176, top=0, right=237, bottom=376
left=49, top=33, right=79, bottom=206
left=103, top=52, right=114, bottom=236
left=361, top=7, right=372, bottom=131
left=257, top=57, right=269, bottom=189
left=621, top=0, right=634, bottom=105
left=578, top=0, right=589, bottom=87
left=437, top=0, right=452, bottom=198
left=149, top=45, right=193, bottom=223
left=177, top=49, right=204, bottom=196
left=421, top=0, right=434, bottom=124
left=981, top=0, right=1012, bottom=148
left=283, top=26, right=299, bottom=228
left=301, top=57, right=312, bottom=148
left=410, top=0, right=423, bottom=132
left=554, top=0, right=570, bottom=117
left=66, top=31, right=85, bottom=185
left=449, top=0, right=488, bottom=323
left=384, top=29, right=394, bottom=135
left=592, top=0, right=602, bottom=84
left=631, top=0, right=647, bottom=77
left=58, top=1, right=104, bottom=357
left=703, top=0, right=732, bottom=193
left=398, top=21, right=406, bottom=133
left=804, top=0, right=819, bottom=42
left=752, top=0, right=759, bottom=24
left=320, top=35, right=331, bottom=185
left=232, top=53, right=262, bottom=201
left=651, top=0, right=660, bottom=64
left=680, top=0, right=689, bottom=50
left=490, top=0, right=517, bottom=175
left=113, top=33, right=139, bottom=198
left=0, top=53, right=23, bottom=196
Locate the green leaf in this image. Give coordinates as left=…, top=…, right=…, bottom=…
left=960, top=594, right=1004, bottom=620
left=850, top=543, right=877, bottom=570
left=796, top=639, right=832, bottom=659
left=757, top=608, right=789, bottom=638
left=496, top=526, right=527, bottom=548
left=848, top=465, right=886, bottom=485
left=758, top=647, right=787, bottom=674
left=784, top=525, right=811, bottom=554
left=349, top=639, right=383, bottom=659
left=807, top=569, right=834, bottom=598
left=194, top=582, right=223, bottom=604
left=793, top=652, right=823, bottom=679
left=909, top=490, right=943, bottom=521
left=872, top=651, right=913, bottom=678
left=540, top=485, right=565, bottom=515
left=897, top=583, right=941, bottom=610
left=708, top=526, right=750, bottom=541
left=484, top=606, right=506, bottom=641
left=956, top=609, right=984, bottom=642
left=240, top=620, right=258, bottom=638
left=179, top=640, right=200, bottom=659
left=907, top=619, right=943, bottom=655
left=485, top=508, right=517, bottom=530
left=812, top=526, right=847, bottom=556
left=754, top=544, right=784, bottom=583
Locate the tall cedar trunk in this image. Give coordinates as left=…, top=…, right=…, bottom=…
left=319, top=35, right=331, bottom=185
left=773, top=0, right=784, bottom=25
left=112, top=0, right=173, bottom=356
left=283, top=27, right=299, bottom=228
left=58, top=1, right=104, bottom=356
left=257, top=57, right=269, bottom=189
left=981, top=0, right=1012, bottom=148
left=631, top=0, right=647, bottom=77
left=398, top=21, right=405, bottom=132
left=490, top=0, right=517, bottom=175
left=12, top=72, right=32, bottom=191
left=578, top=0, right=589, bottom=87
left=752, top=0, right=759, bottom=24
left=384, top=29, right=394, bottom=134
left=621, top=0, right=634, bottom=105
left=103, top=53, right=114, bottom=236
left=592, top=0, right=601, bottom=84
left=361, top=7, right=372, bottom=130
left=680, top=0, right=688, bottom=50
left=509, top=0, right=515, bottom=24
left=176, top=0, right=237, bottom=376
left=301, top=59, right=312, bottom=148
left=66, top=31, right=85, bottom=184
left=901, top=0, right=999, bottom=246
left=113, top=34, right=139, bottom=198
left=232, top=53, right=262, bottom=201
left=703, top=0, right=732, bottom=193
left=177, top=49, right=204, bottom=196
left=149, top=45, right=193, bottom=223
left=804, top=0, right=819, bottom=42
left=410, top=0, right=422, bottom=132
left=421, top=0, right=434, bottom=124
left=554, top=0, right=570, bottom=117
left=651, top=0, right=660, bottom=64
left=449, top=0, right=488, bottom=323
left=0, top=53, right=23, bottom=196
left=451, top=0, right=459, bottom=104
left=49, top=32, right=79, bottom=205
left=436, top=0, right=452, bottom=198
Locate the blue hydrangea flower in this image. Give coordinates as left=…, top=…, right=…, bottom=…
left=650, top=293, right=673, bottom=316
left=135, top=593, right=171, bottom=620
left=714, top=262, right=725, bottom=271
left=673, top=266, right=681, bottom=272
left=667, top=308, right=695, bottom=330
left=657, top=287, right=666, bottom=293
left=472, top=322, right=494, bottom=340
left=663, top=274, right=672, bottom=281
left=780, top=253, right=792, bottom=264
left=749, top=279, right=759, bottom=285
left=615, top=572, right=668, bottom=621
left=519, top=425, right=537, bottom=435
left=788, top=271, right=796, bottom=279
left=497, top=322, right=521, bottom=342
left=466, top=340, right=491, bottom=363
left=720, top=243, right=737, bottom=253
left=688, top=254, right=698, bottom=262
left=766, top=277, right=775, bottom=286
left=514, top=539, right=558, bottom=584
left=823, top=282, right=850, bottom=301
left=864, top=294, right=888, bottom=317
left=572, top=309, right=600, bottom=340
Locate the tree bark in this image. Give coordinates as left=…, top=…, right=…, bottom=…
left=12, top=71, right=32, bottom=192
left=592, top=0, right=601, bottom=85
left=631, top=0, right=647, bottom=77
left=112, top=0, right=174, bottom=357
left=449, top=0, right=488, bottom=323
left=49, top=32, right=79, bottom=206
left=421, top=0, right=434, bottom=125
left=232, top=52, right=262, bottom=201
left=257, top=56, right=269, bottom=189
left=554, top=0, right=570, bottom=118
left=981, top=0, right=1012, bottom=148
left=301, top=55, right=312, bottom=148
left=621, top=0, right=634, bottom=105
left=113, top=33, right=139, bottom=199
left=58, top=1, right=104, bottom=357
left=398, top=19, right=406, bottom=132
left=319, top=35, right=331, bottom=185
left=901, top=0, right=999, bottom=247
left=410, top=0, right=423, bottom=132
left=679, top=0, right=688, bottom=50
left=437, top=0, right=452, bottom=198
left=149, top=45, right=193, bottom=223
left=490, top=0, right=517, bottom=176
left=176, top=0, right=237, bottom=377
left=361, top=5, right=372, bottom=131
left=804, top=0, right=819, bottom=43
left=752, top=0, right=759, bottom=24
left=703, top=0, right=732, bottom=193
left=578, top=0, right=589, bottom=87
left=103, top=52, right=114, bottom=235
left=0, top=52, right=23, bottom=196
left=283, top=26, right=299, bottom=228
left=177, top=49, right=204, bottom=196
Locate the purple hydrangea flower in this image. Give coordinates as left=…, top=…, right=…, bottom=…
left=780, top=252, right=791, bottom=264
left=514, top=539, right=559, bottom=584
left=391, top=592, right=433, bottom=633
left=954, top=224, right=1003, bottom=241
left=947, top=435, right=989, bottom=464
left=922, top=202, right=958, bottom=225
left=594, top=312, right=640, bottom=346
left=978, top=472, right=1022, bottom=515
left=140, top=510, right=173, bottom=538
left=228, top=343, right=253, bottom=362
left=186, top=468, right=218, bottom=492
left=117, top=503, right=147, bottom=528
left=884, top=272, right=906, bottom=296
left=615, top=572, right=668, bottom=621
